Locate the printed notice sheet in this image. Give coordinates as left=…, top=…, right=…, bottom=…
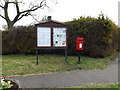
left=37, top=27, right=51, bottom=47
left=53, top=28, right=66, bottom=47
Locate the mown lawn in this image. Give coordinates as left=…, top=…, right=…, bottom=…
left=2, top=55, right=114, bottom=76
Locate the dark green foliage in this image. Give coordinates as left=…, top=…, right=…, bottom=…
left=2, top=15, right=118, bottom=57
left=2, top=26, right=36, bottom=54
left=66, top=16, right=118, bottom=57
left=2, top=26, right=64, bottom=55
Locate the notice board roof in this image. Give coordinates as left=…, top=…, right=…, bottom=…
left=35, top=20, right=66, bottom=27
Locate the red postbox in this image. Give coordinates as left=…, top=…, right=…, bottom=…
left=76, top=37, right=84, bottom=50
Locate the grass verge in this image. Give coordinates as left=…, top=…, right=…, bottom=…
left=2, top=54, right=115, bottom=76
left=69, top=83, right=119, bottom=88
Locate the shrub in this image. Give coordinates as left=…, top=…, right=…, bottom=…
left=66, top=16, right=118, bottom=57
left=2, top=26, right=36, bottom=54
left=2, top=15, right=119, bottom=57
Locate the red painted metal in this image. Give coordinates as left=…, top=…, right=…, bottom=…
left=76, top=37, right=84, bottom=50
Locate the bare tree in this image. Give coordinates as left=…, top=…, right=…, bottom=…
left=0, top=0, right=51, bottom=30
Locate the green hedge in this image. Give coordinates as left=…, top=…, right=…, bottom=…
left=66, top=16, right=118, bottom=57
left=2, top=26, right=36, bottom=54
left=2, top=26, right=64, bottom=55
left=2, top=16, right=118, bottom=57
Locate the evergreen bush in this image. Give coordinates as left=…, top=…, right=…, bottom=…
left=2, top=15, right=118, bottom=57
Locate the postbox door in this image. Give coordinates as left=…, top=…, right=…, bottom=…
left=76, top=37, right=84, bottom=50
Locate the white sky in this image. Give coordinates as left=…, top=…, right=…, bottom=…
left=0, top=0, right=119, bottom=30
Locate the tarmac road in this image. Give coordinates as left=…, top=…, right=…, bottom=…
left=14, top=53, right=119, bottom=88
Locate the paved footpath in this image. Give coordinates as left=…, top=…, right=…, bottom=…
left=13, top=53, right=119, bottom=88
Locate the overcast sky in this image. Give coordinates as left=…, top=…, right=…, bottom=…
left=0, top=0, right=119, bottom=30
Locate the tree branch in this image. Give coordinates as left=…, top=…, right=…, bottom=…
left=12, top=2, right=20, bottom=23
left=0, top=4, right=4, bottom=8
left=20, top=6, right=41, bottom=14
left=0, top=14, right=6, bottom=20
left=15, top=2, right=20, bottom=14
left=7, top=1, right=21, bottom=4
left=30, top=14, right=40, bottom=23
left=20, top=0, right=46, bottom=14
left=0, top=0, right=50, bottom=30
left=15, top=0, right=46, bottom=22
left=4, top=2, right=10, bottom=22
left=17, top=12, right=30, bottom=21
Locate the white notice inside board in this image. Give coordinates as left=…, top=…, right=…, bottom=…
left=37, top=27, right=51, bottom=47
left=53, top=28, right=66, bottom=47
